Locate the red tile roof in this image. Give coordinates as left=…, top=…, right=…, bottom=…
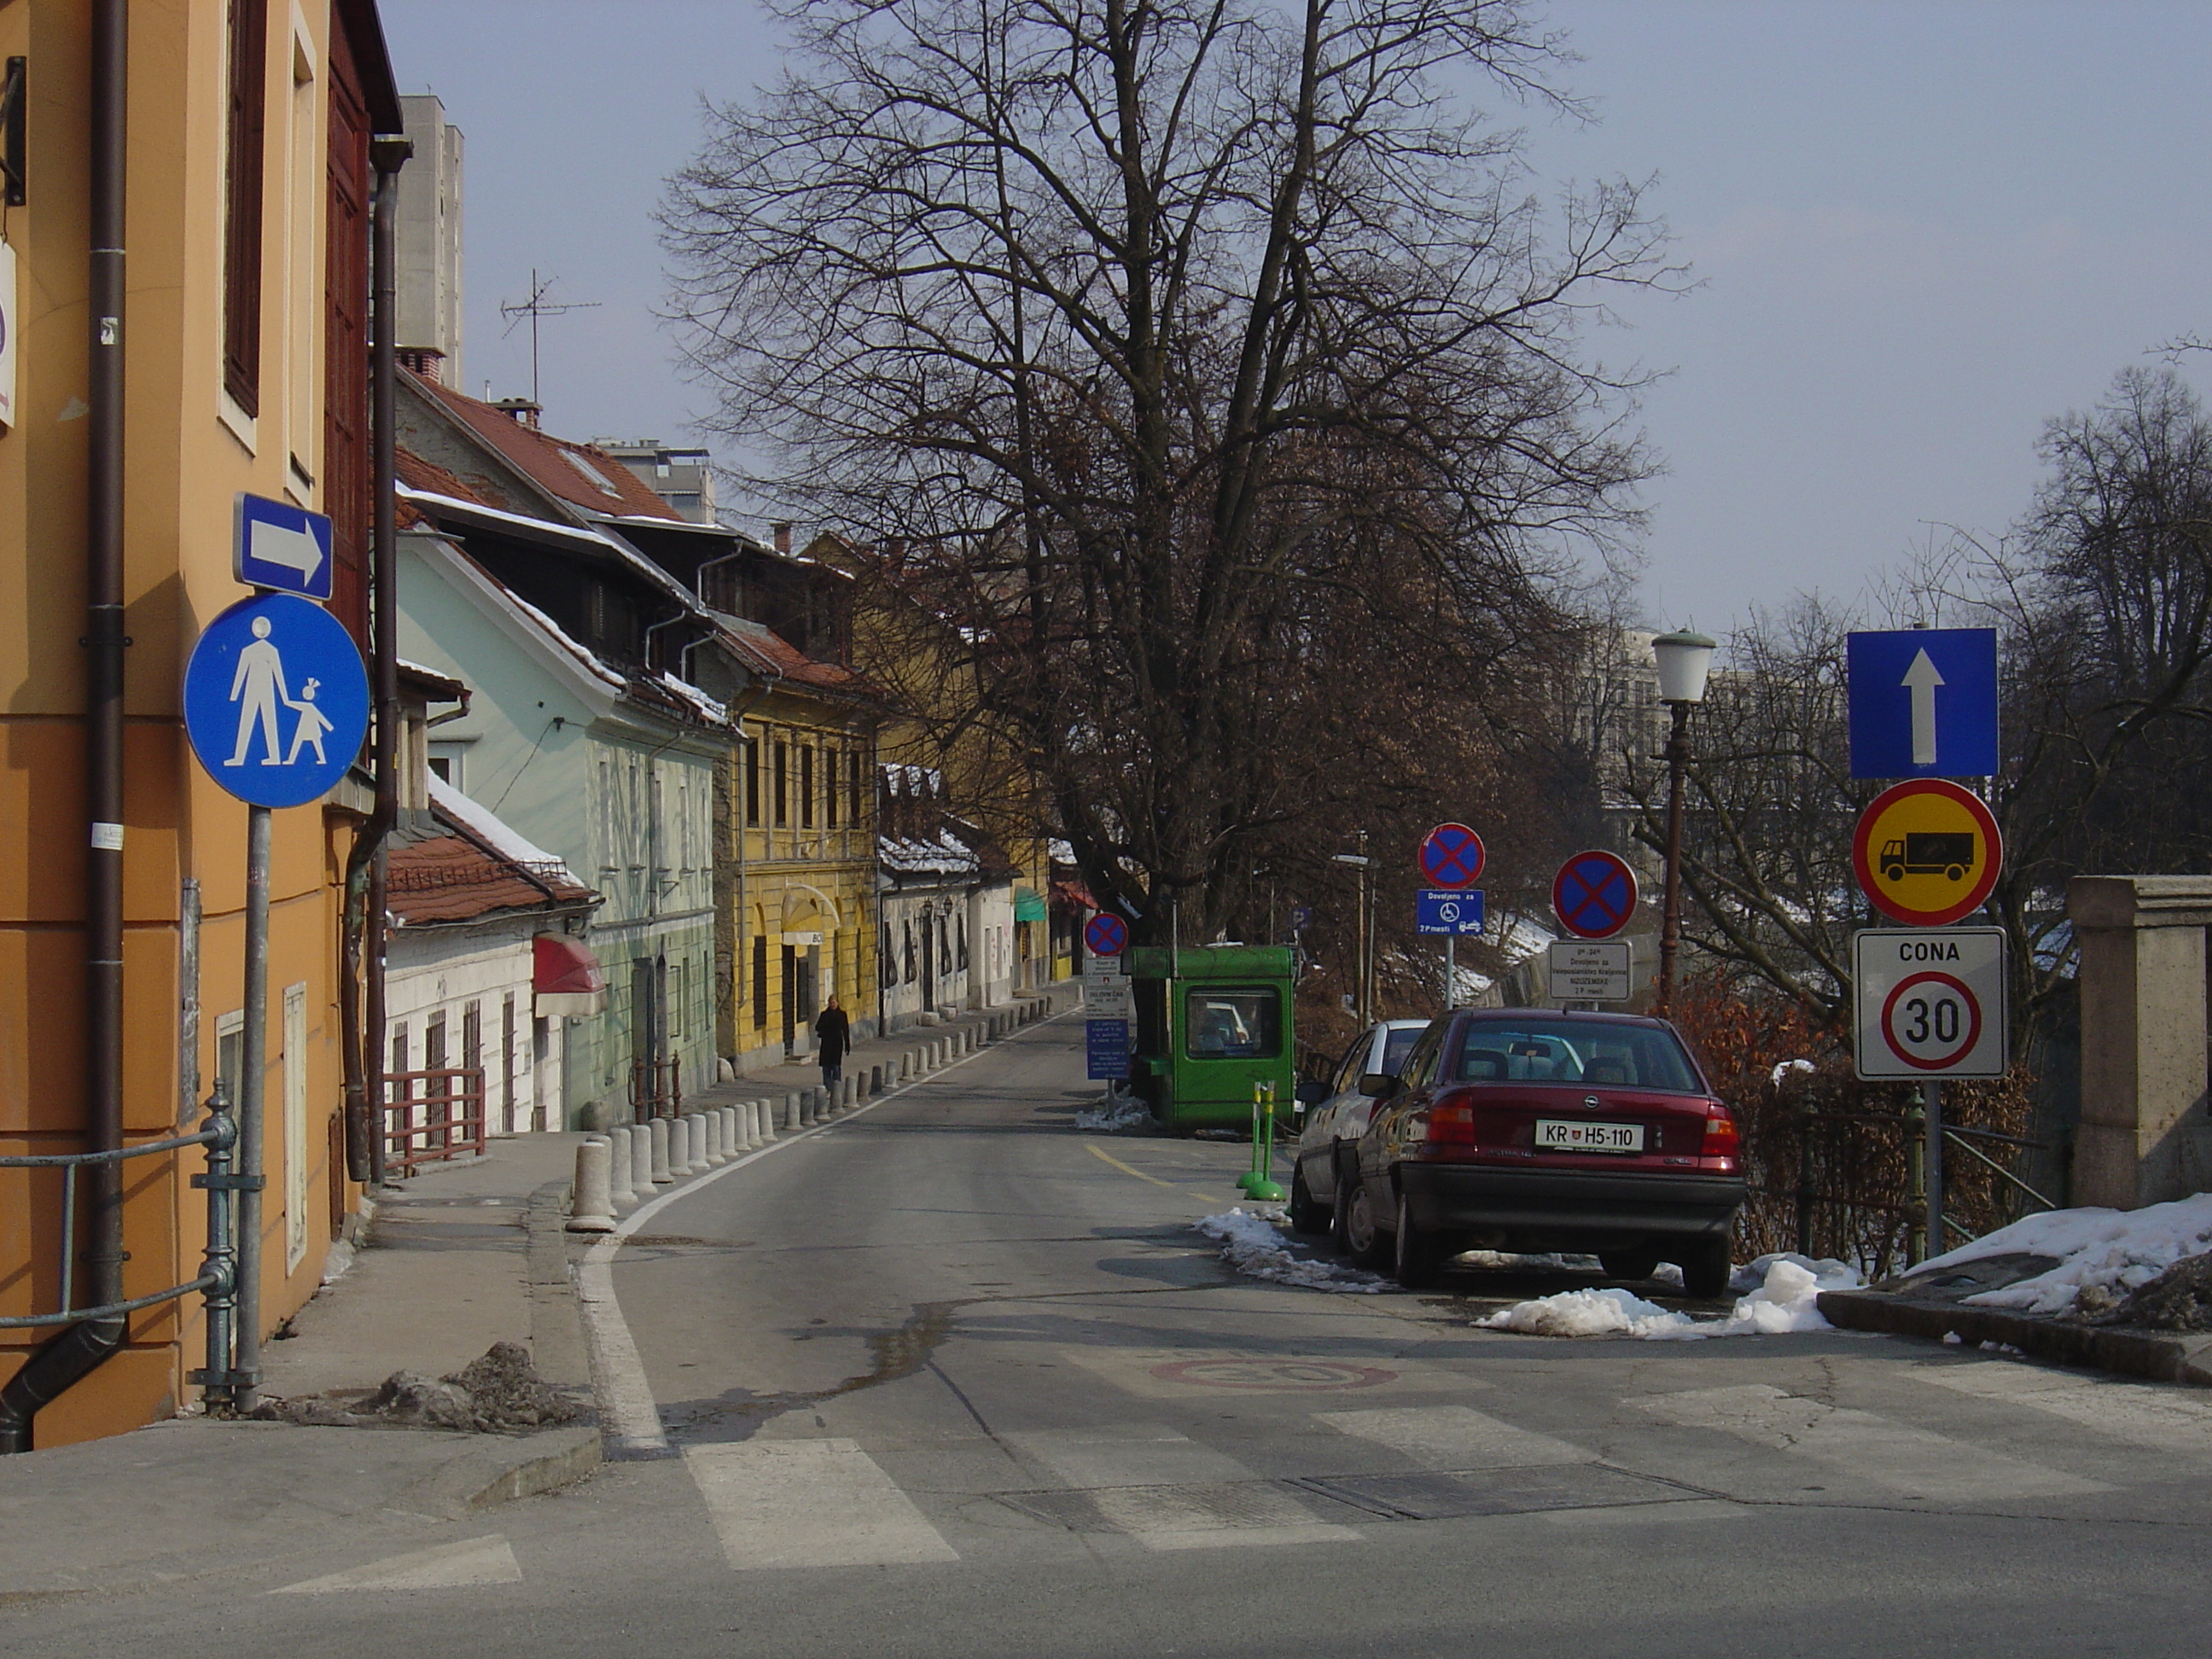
left=385, top=818, right=595, bottom=928
left=407, top=371, right=685, bottom=523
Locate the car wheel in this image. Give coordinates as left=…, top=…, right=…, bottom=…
left=1679, top=1237, right=1733, bottom=1300
left=1394, top=1191, right=1446, bottom=1289
left=1598, top=1247, right=1662, bottom=1284
left=1288, top=1167, right=1329, bottom=1235
left=1336, top=1169, right=1391, bottom=1270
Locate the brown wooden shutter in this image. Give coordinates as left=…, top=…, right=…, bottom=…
left=323, top=20, right=372, bottom=647
left=222, top=0, right=269, bottom=416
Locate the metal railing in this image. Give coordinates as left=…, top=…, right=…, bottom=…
left=381, top=1067, right=486, bottom=1176
left=0, top=1093, right=240, bottom=1348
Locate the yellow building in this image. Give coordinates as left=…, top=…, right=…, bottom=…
left=0, top=1, right=402, bottom=1446
left=708, top=528, right=885, bottom=1064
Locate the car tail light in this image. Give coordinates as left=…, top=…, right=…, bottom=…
left=1420, top=1101, right=1478, bottom=1146
left=1703, top=1108, right=1740, bottom=1155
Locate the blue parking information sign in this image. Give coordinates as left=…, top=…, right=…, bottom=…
left=1417, top=888, right=1485, bottom=936
left=183, top=593, right=370, bottom=808
left=1848, top=628, right=1999, bottom=780
left=1086, top=1019, right=1131, bottom=1080
left=234, top=492, right=335, bottom=601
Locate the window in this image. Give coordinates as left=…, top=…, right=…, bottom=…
left=752, top=934, right=769, bottom=1028
left=223, top=0, right=269, bottom=416
left=773, top=740, right=789, bottom=826
left=1184, top=988, right=1281, bottom=1061
left=670, top=959, right=686, bottom=1040
left=957, top=915, right=968, bottom=970
left=902, top=920, right=917, bottom=984
left=881, top=923, right=897, bottom=988
left=940, top=916, right=952, bottom=974
left=800, top=746, right=815, bottom=829
left=825, top=748, right=839, bottom=828
left=744, top=737, right=760, bottom=826
left=849, top=751, right=864, bottom=827
left=1449, top=1018, right=1702, bottom=1093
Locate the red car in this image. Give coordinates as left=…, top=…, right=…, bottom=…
left=1331, top=1009, right=1744, bottom=1295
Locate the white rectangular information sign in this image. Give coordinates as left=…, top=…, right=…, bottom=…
left=1853, top=927, right=2007, bottom=1080
left=1548, top=939, right=1632, bottom=1003
left=1083, top=976, right=1132, bottom=1020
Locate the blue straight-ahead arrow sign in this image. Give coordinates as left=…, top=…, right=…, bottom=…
left=1848, top=628, right=1999, bottom=780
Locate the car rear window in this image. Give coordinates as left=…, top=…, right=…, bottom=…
left=1450, top=1020, right=1702, bottom=1094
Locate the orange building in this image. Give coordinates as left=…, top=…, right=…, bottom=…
left=0, top=1, right=403, bottom=1446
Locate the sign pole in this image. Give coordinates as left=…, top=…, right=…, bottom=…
left=233, top=803, right=271, bottom=1412
left=1924, top=1079, right=1944, bottom=1260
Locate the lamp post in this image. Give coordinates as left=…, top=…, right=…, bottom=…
left=1651, top=628, right=1716, bottom=1016
left=1331, top=841, right=1372, bottom=1025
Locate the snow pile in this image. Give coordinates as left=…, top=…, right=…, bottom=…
left=1477, top=1255, right=1863, bottom=1341
left=1920, top=1192, right=2212, bottom=1316
left=1074, top=1092, right=1152, bottom=1133
left=1195, top=1208, right=1388, bottom=1294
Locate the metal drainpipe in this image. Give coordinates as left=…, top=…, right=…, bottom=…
left=339, top=138, right=410, bottom=1186
left=1, top=0, right=131, bottom=1453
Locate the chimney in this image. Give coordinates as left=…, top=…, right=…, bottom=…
left=491, top=396, right=542, bottom=429
left=771, top=521, right=793, bottom=556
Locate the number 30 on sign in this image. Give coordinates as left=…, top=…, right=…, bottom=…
left=1851, top=927, right=2007, bottom=1080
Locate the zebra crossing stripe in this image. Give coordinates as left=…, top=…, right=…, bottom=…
left=685, top=1439, right=960, bottom=1569
left=1917, top=1362, right=2212, bottom=1451
left=1318, top=1405, right=1590, bottom=1470
left=1007, top=1426, right=1356, bottom=1550
left=1634, top=1383, right=2108, bottom=1501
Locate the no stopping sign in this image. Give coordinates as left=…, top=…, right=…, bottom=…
left=1852, top=928, right=2006, bottom=1080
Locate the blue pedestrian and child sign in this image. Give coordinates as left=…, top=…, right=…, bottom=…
left=183, top=593, right=370, bottom=808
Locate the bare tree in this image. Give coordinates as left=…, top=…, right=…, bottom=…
left=664, top=0, right=1673, bottom=937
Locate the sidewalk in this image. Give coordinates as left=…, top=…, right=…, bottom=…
left=0, top=983, right=1082, bottom=1598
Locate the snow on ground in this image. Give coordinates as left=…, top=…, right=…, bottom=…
left=1915, top=1191, right=2212, bottom=1316
left=1476, top=1254, right=1864, bottom=1340
left=1196, top=1208, right=1389, bottom=1294
left=1074, top=1093, right=1152, bottom=1133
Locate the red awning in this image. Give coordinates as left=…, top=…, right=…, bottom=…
left=1050, top=878, right=1098, bottom=911
left=533, top=933, right=607, bottom=1017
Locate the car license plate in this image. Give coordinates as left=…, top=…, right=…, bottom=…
left=1535, top=1119, right=1644, bottom=1154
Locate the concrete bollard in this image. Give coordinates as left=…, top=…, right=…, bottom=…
left=648, top=1116, right=673, bottom=1183
left=798, top=1087, right=818, bottom=1127
left=685, top=1112, right=707, bottom=1173
left=809, top=1085, right=828, bottom=1122
left=567, top=1138, right=617, bottom=1233
left=745, top=1098, right=765, bottom=1144
left=868, top=1062, right=883, bottom=1096
left=703, top=1109, right=726, bottom=1166
left=665, top=1116, right=693, bottom=1178
left=715, top=1105, right=736, bottom=1157
left=777, top=1091, right=797, bottom=1132
left=631, top=1121, right=655, bottom=1195
left=607, top=1126, right=637, bottom=1208
left=841, top=1074, right=857, bottom=1110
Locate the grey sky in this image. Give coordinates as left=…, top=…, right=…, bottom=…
left=376, top=0, right=2212, bottom=635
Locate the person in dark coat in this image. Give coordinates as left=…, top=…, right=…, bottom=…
left=815, top=996, right=851, bottom=1087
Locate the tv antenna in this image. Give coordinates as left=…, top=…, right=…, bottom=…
left=498, top=269, right=600, bottom=406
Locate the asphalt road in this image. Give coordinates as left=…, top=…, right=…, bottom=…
left=15, top=1015, right=2212, bottom=1656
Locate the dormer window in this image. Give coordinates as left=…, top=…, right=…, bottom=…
left=559, top=448, right=625, bottom=498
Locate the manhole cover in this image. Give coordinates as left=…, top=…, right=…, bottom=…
left=1148, top=1359, right=1397, bottom=1392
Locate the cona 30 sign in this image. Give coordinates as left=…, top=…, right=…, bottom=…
left=1852, top=927, right=2007, bottom=1080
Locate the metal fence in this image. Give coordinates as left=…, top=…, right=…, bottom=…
left=381, top=1066, right=486, bottom=1176
left=631, top=1056, right=682, bottom=1122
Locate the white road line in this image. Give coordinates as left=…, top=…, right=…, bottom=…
left=1635, top=1383, right=2108, bottom=1501
left=685, top=1438, right=960, bottom=1569
left=577, top=1017, right=1071, bottom=1457
left=1917, top=1362, right=2212, bottom=1452
left=1008, top=1425, right=1359, bottom=1550
left=1318, top=1405, right=1591, bottom=1469
left=271, top=1535, right=522, bottom=1594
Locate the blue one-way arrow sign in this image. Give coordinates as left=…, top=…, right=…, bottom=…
left=1848, top=628, right=1998, bottom=780
left=235, top=492, right=335, bottom=602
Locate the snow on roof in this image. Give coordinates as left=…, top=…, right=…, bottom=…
left=400, top=482, right=708, bottom=615
left=485, top=577, right=625, bottom=690
left=428, top=773, right=579, bottom=883
left=879, top=831, right=981, bottom=876
left=656, top=671, right=729, bottom=725
left=1048, top=838, right=1076, bottom=864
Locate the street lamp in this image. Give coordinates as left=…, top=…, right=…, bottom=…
left=1331, top=844, right=1372, bottom=1025
left=1652, top=628, right=1716, bottom=1016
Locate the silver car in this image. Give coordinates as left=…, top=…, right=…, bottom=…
left=1289, top=1019, right=1429, bottom=1234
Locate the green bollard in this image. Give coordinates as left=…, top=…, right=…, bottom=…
left=1237, top=1080, right=1287, bottom=1202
